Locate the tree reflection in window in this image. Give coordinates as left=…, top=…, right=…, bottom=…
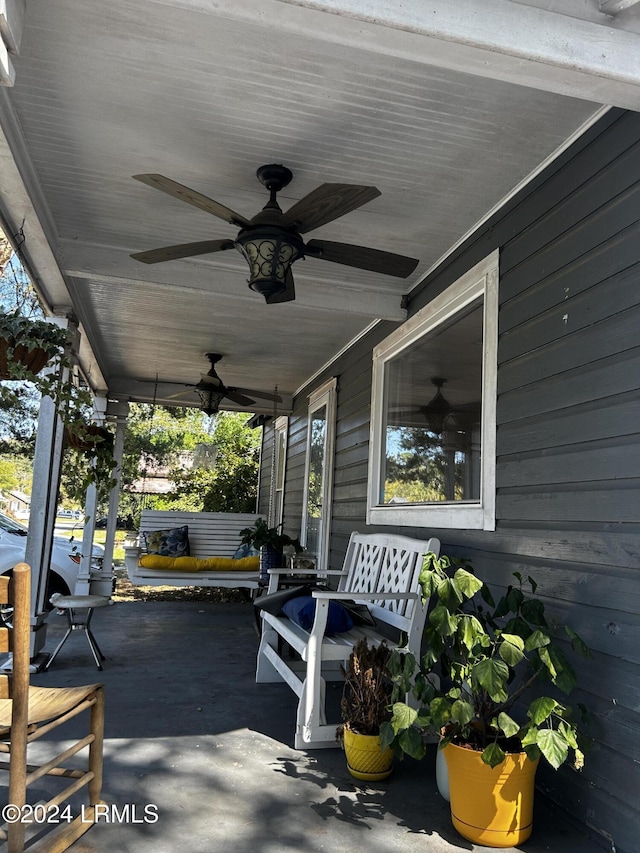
left=382, top=299, right=483, bottom=505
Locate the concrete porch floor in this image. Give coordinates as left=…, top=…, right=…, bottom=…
left=21, top=597, right=606, bottom=853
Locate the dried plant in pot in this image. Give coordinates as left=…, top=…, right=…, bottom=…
left=337, top=638, right=394, bottom=781
left=384, top=552, right=591, bottom=846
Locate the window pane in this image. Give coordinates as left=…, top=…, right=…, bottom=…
left=382, top=299, right=483, bottom=505
left=305, top=405, right=327, bottom=556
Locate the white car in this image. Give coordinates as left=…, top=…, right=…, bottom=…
left=0, top=512, right=108, bottom=605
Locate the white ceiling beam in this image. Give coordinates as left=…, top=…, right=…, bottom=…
left=600, top=0, right=640, bottom=13
left=0, top=90, right=106, bottom=391
left=167, top=0, right=640, bottom=109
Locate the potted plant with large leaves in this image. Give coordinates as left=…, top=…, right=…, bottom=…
left=337, top=638, right=394, bottom=781
left=239, top=518, right=297, bottom=582
left=382, top=552, right=590, bottom=848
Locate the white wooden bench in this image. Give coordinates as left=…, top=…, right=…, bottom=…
left=256, top=531, right=440, bottom=749
left=123, top=510, right=262, bottom=590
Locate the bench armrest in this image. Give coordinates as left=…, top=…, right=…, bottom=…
left=267, top=568, right=346, bottom=577
left=311, top=590, right=419, bottom=601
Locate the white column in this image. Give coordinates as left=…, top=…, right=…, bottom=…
left=91, top=399, right=129, bottom=596
left=75, top=395, right=107, bottom=595
left=25, top=317, right=75, bottom=658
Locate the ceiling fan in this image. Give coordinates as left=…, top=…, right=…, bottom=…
left=389, top=378, right=481, bottom=434
left=130, top=164, right=419, bottom=304
left=165, top=353, right=282, bottom=416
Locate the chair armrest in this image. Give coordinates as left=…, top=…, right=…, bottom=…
left=267, top=568, right=346, bottom=577
left=311, top=590, right=419, bottom=601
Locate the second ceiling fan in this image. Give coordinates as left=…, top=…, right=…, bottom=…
left=131, top=164, right=419, bottom=304
left=165, top=353, right=281, bottom=416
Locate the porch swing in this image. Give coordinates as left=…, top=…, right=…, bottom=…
left=123, top=379, right=264, bottom=592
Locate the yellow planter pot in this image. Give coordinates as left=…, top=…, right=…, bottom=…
left=343, top=727, right=393, bottom=782
left=444, top=741, right=539, bottom=848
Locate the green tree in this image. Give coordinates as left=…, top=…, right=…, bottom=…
left=165, top=411, right=260, bottom=513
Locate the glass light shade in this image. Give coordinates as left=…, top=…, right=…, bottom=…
left=235, top=227, right=304, bottom=298
left=195, top=383, right=225, bottom=416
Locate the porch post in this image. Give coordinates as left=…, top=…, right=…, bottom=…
left=75, top=395, right=107, bottom=595
left=91, top=399, right=129, bottom=596
left=24, top=317, right=76, bottom=659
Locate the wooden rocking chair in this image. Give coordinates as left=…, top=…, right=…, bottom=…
left=0, top=563, right=105, bottom=853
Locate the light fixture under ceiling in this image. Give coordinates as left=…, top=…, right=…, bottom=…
left=194, top=380, right=226, bottom=417
left=423, top=377, right=452, bottom=434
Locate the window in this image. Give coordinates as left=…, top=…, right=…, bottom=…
left=301, top=378, right=337, bottom=567
left=367, top=251, right=498, bottom=530
left=269, top=416, right=288, bottom=529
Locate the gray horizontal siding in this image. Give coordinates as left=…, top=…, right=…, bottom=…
left=271, top=109, right=640, bottom=853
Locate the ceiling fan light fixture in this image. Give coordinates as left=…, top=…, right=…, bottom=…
left=194, top=380, right=225, bottom=416
left=424, top=377, right=452, bottom=434
left=235, top=226, right=304, bottom=300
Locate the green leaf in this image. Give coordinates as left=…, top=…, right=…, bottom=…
left=453, top=567, right=483, bottom=599
left=527, top=576, right=538, bottom=594
left=493, top=596, right=509, bottom=618
left=480, top=584, right=495, bottom=607
left=499, top=633, right=525, bottom=666
left=545, top=644, right=577, bottom=695
left=379, top=721, right=395, bottom=752
left=451, top=699, right=474, bottom=727
left=503, top=616, right=533, bottom=640
left=537, top=728, right=569, bottom=769
left=521, top=598, right=547, bottom=627
left=429, top=696, right=453, bottom=729
left=419, top=569, right=440, bottom=599
left=389, top=702, right=418, bottom=733
left=565, top=625, right=591, bottom=658
left=399, top=726, right=426, bottom=760
left=525, top=629, right=550, bottom=651
left=482, top=742, right=506, bottom=768
left=458, top=614, right=483, bottom=652
left=523, top=743, right=541, bottom=762
left=438, top=577, right=463, bottom=609
left=472, top=658, right=509, bottom=703
left=506, top=587, right=524, bottom=612
left=497, top=712, right=520, bottom=739
left=429, top=604, right=459, bottom=637
left=528, top=696, right=558, bottom=725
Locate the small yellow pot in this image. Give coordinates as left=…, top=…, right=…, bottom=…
left=343, top=726, right=393, bottom=781
left=444, top=740, right=539, bottom=847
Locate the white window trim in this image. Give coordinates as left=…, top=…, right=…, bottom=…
left=269, top=415, right=289, bottom=529
left=367, top=250, right=498, bottom=531
left=301, top=377, right=337, bottom=564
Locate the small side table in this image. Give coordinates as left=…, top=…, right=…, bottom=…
left=45, top=594, right=110, bottom=671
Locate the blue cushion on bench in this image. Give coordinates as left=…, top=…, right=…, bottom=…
left=281, top=595, right=354, bottom=636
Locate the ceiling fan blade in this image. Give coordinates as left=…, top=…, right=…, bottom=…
left=131, top=239, right=235, bottom=264
left=265, top=270, right=295, bottom=304
left=232, top=387, right=282, bottom=402
left=133, top=174, right=250, bottom=227
left=225, top=390, right=257, bottom=407
left=164, top=389, right=197, bottom=400
left=281, top=184, right=380, bottom=234
left=306, top=239, right=419, bottom=278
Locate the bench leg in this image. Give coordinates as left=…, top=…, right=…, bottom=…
left=295, top=672, right=329, bottom=748
left=255, top=623, right=282, bottom=683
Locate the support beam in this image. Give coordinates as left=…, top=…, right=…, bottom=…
left=600, top=0, right=640, bottom=13
left=174, top=0, right=640, bottom=109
